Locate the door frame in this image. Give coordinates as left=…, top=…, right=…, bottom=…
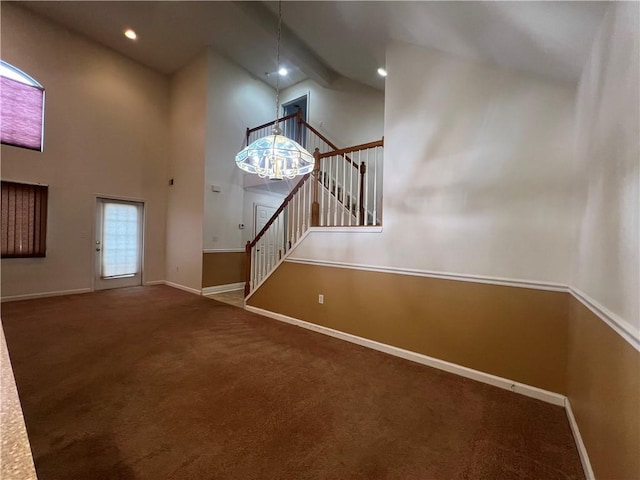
left=282, top=93, right=310, bottom=146
left=92, top=194, right=146, bottom=291
left=282, top=94, right=309, bottom=122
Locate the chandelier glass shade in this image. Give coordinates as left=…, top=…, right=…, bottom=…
left=235, top=1, right=314, bottom=180
left=236, top=127, right=314, bottom=180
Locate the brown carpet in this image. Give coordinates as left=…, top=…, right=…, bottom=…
left=2, top=285, right=583, bottom=480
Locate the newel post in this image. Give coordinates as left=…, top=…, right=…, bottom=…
left=359, top=161, right=366, bottom=225
left=312, top=148, right=321, bottom=227
left=244, top=241, right=251, bottom=297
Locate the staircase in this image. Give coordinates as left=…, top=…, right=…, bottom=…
left=243, top=112, right=383, bottom=296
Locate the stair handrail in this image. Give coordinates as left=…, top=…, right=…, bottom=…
left=316, top=139, right=384, bottom=159
left=247, top=172, right=311, bottom=250
left=302, top=121, right=359, bottom=170
left=244, top=171, right=312, bottom=295
left=245, top=137, right=384, bottom=246
left=243, top=116, right=383, bottom=295
left=316, top=138, right=383, bottom=225
left=248, top=110, right=360, bottom=171
left=245, top=111, right=299, bottom=146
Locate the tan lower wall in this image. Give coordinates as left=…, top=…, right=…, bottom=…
left=248, top=262, right=569, bottom=394
left=567, top=298, right=639, bottom=480
left=201, top=252, right=245, bottom=288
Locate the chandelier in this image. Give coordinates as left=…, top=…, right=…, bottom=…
left=235, top=2, right=314, bottom=180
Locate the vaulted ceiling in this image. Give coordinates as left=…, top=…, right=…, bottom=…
left=18, top=1, right=609, bottom=90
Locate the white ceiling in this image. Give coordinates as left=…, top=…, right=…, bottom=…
left=19, top=1, right=609, bottom=89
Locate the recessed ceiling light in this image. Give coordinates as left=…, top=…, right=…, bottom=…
left=377, top=67, right=387, bottom=77
left=278, top=67, right=288, bottom=76
left=124, top=29, right=137, bottom=40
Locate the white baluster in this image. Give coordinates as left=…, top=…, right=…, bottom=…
left=356, top=151, right=361, bottom=225
left=320, top=157, right=325, bottom=226
left=349, top=153, right=354, bottom=226
left=302, top=177, right=307, bottom=231
left=341, top=153, right=346, bottom=226
left=364, top=148, right=369, bottom=226
left=373, top=147, right=378, bottom=226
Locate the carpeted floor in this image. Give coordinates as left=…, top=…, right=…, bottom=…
left=2, top=285, right=583, bottom=480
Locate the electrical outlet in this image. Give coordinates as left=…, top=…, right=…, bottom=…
left=318, top=294, right=324, bottom=304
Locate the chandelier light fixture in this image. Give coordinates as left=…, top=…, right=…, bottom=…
left=235, top=1, right=314, bottom=180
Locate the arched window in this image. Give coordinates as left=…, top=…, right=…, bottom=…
left=0, top=60, right=45, bottom=151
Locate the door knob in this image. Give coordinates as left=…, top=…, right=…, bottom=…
left=96, top=248, right=101, bottom=251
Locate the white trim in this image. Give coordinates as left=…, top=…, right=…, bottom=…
left=164, top=281, right=201, bottom=295
left=565, top=398, right=595, bottom=480
left=244, top=305, right=566, bottom=407
left=1, top=288, right=92, bottom=303
left=244, top=229, right=311, bottom=303
left=92, top=192, right=145, bottom=203
left=569, top=287, right=640, bottom=352
left=203, top=248, right=245, bottom=254
left=202, top=283, right=244, bottom=296
left=263, top=248, right=638, bottom=351
left=307, top=226, right=383, bottom=233
left=144, top=280, right=165, bottom=286
left=285, top=258, right=569, bottom=293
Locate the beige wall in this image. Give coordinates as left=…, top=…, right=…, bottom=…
left=568, top=4, right=640, bottom=479
left=290, top=42, right=577, bottom=286
left=567, top=298, right=639, bottom=480
left=572, top=1, right=639, bottom=338
left=204, top=49, right=275, bottom=252
left=248, top=261, right=569, bottom=394
left=201, top=252, right=245, bottom=288
left=0, top=4, right=170, bottom=298
left=165, top=53, right=207, bottom=291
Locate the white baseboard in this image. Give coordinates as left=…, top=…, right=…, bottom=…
left=203, top=248, right=245, bottom=253
left=1, top=288, right=92, bottom=303
left=202, top=283, right=244, bottom=296
left=565, top=398, right=595, bottom=480
left=164, top=281, right=201, bottom=295
left=144, top=280, right=165, bottom=286
left=244, top=305, right=566, bottom=407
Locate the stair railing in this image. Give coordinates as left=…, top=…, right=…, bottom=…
left=244, top=139, right=384, bottom=296
left=244, top=172, right=314, bottom=295
left=246, top=109, right=366, bottom=217
left=246, top=111, right=300, bottom=146
left=312, top=139, right=383, bottom=227
left=243, top=112, right=384, bottom=296
left=246, top=110, right=361, bottom=172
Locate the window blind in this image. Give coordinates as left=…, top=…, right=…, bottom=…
left=1, top=181, right=48, bottom=258
left=0, top=76, right=45, bottom=151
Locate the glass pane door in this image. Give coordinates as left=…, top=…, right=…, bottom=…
left=95, top=198, right=143, bottom=290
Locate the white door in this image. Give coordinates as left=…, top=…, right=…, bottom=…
left=94, top=198, right=143, bottom=290
left=254, top=204, right=277, bottom=268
